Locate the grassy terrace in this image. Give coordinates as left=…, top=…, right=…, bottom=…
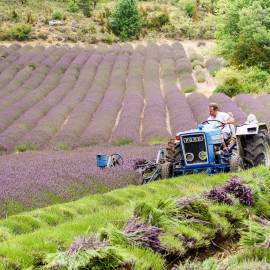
left=0, top=171, right=231, bottom=269
left=1, top=167, right=269, bottom=269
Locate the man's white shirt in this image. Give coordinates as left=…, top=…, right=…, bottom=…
left=208, top=111, right=231, bottom=135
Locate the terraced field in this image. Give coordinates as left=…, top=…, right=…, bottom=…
left=1, top=43, right=268, bottom=153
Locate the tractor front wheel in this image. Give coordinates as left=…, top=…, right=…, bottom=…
left=230, top=152, right=244, bottom=172
left=160, top=162, right=173, bottom=179
left=243, top=129, right=270, bottom=168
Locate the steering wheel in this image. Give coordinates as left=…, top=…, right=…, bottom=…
left=201, top=120, right=226, bottom=130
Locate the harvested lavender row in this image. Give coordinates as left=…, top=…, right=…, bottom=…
left=0, top=145, right=157, bottom=213
left=142, top=44, right=169, bottom=143
left=234, top=94, right=269, bottom=126
left=16, top=51, right=89, bottom=149
left=0, top=46, right=48, bottom=109
left=80, top=53, right=129, bottom=145
left=0, top=50, right=94, bottom=151
left=186, top=93, right=209, bottom=124
left=0, top=50, right=71, bottom=135
left=210, top=93, right=247, bottom=124
left=112, top=47, right=145, bottom=144
left=160, top=44, right=196, bottom=134
left=52, top=53, right=115, bottom=148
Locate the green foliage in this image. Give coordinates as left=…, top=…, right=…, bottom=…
left=215, top=66, right=270, bottom=95
left=181, top=0, right=195, bottom=18
left=15, top=143, right=36, bottom=152
left=216, top=0, right=270, bottom=70
left=52, top=9, right=64, bottom=20
left=215, top=77, right=244, bottom=97
left=9, top=23, right=32, bottom=41
left=67, top=0, right=80, bottom=13
left=79, top=0, right=95, bottom=17
left=113, top=138, right=133, bottom=146
left=147, top=10, right=170, bottom=29
left=109, top=0, right=142, bottom=40
left=148, top=136, right=168, bottom=145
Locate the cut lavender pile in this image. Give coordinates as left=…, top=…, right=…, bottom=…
left=123, top=217, right=166, bottom=253
left=206, top=176, right=254, bottom=206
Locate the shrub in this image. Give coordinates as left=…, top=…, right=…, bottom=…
left=67, top=0, right=80, bottom=13
left=148, top=10, right=170, bottom=30
left=52, top=10, right=64, bottom=20
left=9, top=23, right=32, bottom=41
left=195, top=69, right=206, bottom=83
left=215, top=77, right=244, bottom=97
left=79, top=0, right=95, bottom=17
left=109, top=0, right=142, bottom=40
left=182, top=0, right=195, bottom=18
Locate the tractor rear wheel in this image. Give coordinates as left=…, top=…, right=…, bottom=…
left=160, top=162, right=173, bottom=179
left=166, top=139, right=182, bottom=162
left=243, top=129, right=270, bottom=168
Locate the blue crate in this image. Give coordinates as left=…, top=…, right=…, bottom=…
left=96, top=154, right=109, bottom=168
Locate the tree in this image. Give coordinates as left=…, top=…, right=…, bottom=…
left=109, top=0, right=142, bottom=40
left=216, top=0, right=270, bottom=69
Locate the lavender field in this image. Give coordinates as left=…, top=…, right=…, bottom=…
left=1, top=43, right=268, bottom=153
left=0, top=145, right=158, bottom=216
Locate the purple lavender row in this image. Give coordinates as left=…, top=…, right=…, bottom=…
left=80, top=53, right=130, bottom=145
left=0, top=45, right=34, bottom=89
left=0, top=50, right=74, bottom=137
left=257, top=94, right=270, bottom=109
left=234, top=94, right=270, bottom=126
left=0, top=145, right=158, bottom=212
left=0, top=46, right=47, bottom=109
left=16, top=50, right=91, bottom=149
left=142, top=45, right=169, bottom=143
left=160, top=44, right=196, bottom=134
left=0, top=50, right=94, bottom=151
left=210, top=93, right=247, bottom=124
left=187, top=93, right=209, bottom=124
left=172, top=43, right=196, bottom=93
left=49, top=53, right=114, bottom=148
left=111, top=48, right=145, bottom=144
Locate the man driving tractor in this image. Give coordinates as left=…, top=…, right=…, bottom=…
left=207, top=103, right=236, bottom=149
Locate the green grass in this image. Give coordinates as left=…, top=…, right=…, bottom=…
left=0, top=167, right=268, bottom=268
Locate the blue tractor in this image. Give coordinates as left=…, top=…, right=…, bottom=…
left=135, top=116, right=270, bottom=184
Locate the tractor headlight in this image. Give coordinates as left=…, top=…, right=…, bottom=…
left=185, top=153, right=194, bottom=162
left=199, top=151, right=207, bottom=161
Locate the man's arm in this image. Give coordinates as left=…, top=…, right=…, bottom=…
left=222, top=112, right=235, bottom=124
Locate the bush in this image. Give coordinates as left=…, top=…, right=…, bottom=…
left=67, top=0, right=80, bottom=13
left=147, top=10, right=170, bottom=29
left=9, top=23, right=32, bottom=41
left=182, top=0, right=195, bottom=18
left=52, top=10, right=64, bottom=20
left=79, top=0, right=95, bottom=17
left=109, top=0, right=142, bottom=40
left=215, top=77, right=244, bottom=97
